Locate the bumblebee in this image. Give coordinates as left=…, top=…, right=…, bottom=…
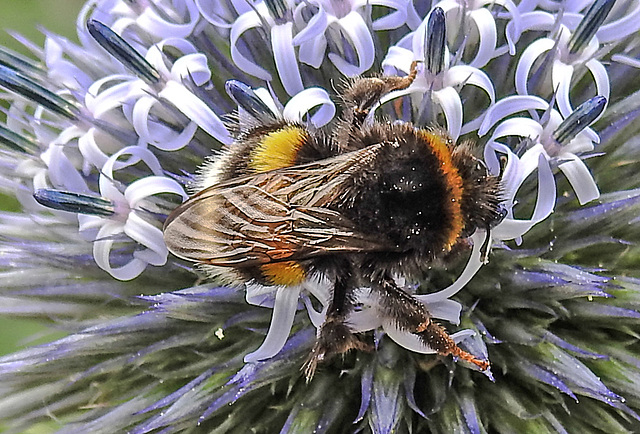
left=163, top=62, right=502, bottom=378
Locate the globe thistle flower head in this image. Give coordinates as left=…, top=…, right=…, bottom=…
left=0, top=0, right=639, bottom=432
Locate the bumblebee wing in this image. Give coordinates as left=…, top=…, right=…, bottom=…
left=163, top=145, right=390, bottom=266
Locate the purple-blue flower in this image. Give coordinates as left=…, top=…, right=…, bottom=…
left=0, top=0, right=638, bottom=432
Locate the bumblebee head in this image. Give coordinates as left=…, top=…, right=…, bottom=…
left=452, top=150, right=503, bottom=238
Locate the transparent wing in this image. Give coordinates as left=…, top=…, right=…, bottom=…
left=163, top=145, right=392, bottom=266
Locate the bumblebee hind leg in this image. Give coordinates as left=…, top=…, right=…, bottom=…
left=373, top=274, right=489, bottom=370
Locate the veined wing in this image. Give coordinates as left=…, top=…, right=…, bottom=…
left=163, top=145, right=393, bottom=266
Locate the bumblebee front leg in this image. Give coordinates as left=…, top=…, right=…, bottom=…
left=373, top=274, right=489, bottom=370
left=336, top=61, right=418, bottom=147
left=303, top=264, right=370, bottom=380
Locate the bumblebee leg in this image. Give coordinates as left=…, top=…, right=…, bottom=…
left=373, top=274, right=489, bottom=371
left=417, top=321, right=490, bottom=370
left=342, top=61, right=418, bottom=119
left=303, top=268, right=370, bottom=381
left=336, top=61, right=418, bottom=148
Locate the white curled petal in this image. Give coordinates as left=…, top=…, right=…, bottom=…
left=484, top=141, right=511, bottom=176
left=433, top=87, right=463, bottom=140
left=417, top=230, right=486, bottom=301
left=44, top=38, right=92, bottom=91
left=461, top=115, right=486, bottom=137
left=404, top=4, right=422, bottom=30
left=298, top=36, right=328, bottom=68
left=348, top=289, right=384, bottom=332
left=132, top=94, right=201, bottom=151
left=581, top=126, right=600, bottom=147
left=495, top=0, right=521, bottom=54
left=78, top=214, right=104, bottom=232
left=231, top=12, right=273, bottom=81
left=383, top=321, right=436, bottom=354
left=104, top=145, right=164, bottom=177
left=99, top=80, right=148, bottom=117
left=349, top=306, right=382, bottom=333
left=491, top=118, right=544, bottom=142
left=136, top=0, right=199, bottom=38
left=303, top=277, right=332, bottom=307
left=597, top=2, right=640, bottom=43
left=159, top=81, right=232, bottom=144
left=376, top=85, right=417, bottom=113
left=369, top=1, right=407, bottom=30
left=515, top=38, right=555, bottom=95
left=490, top=145, right=522, bottom=198
left=301, top=295, right=326, bottom=329
left=244, top=285, right=302, bottom=362
left=156, top=121, right=198, bottom=152
left=124, top=176, right=188, bottom=209
left=585, top=58, right=610, bottom=113
left=230, top=0, right=253, bottom=15
left=293, top=5, right=328, bottom=44
left=32, top=170, right=49, bottom=191
left=253, top=87, right=282, bottom=116
left=506, top=11, right=555, bottom=54
left=468, top=8, right=497, bottom=68
left=196, top=0, right=235, bottom=27
left=85, top=75, right=143, bottom=116
left=78, top=128, right=112, bottom=171
left=145, top=45, right=171, bottom=78
left=301, top=278, right=331, bottom=329
left=494, top=219, right=536, bottom=241
left=379, top=86, right=425, bottom=110
left=450, top=329, right=477, bottom=342
left=171, top=53, right=211, bottom=86
left=245, top=282, right=278, bottom=308
left=497, top=144, right=547, bottom=206
left=328, top=11, right=375, bottom=76
left=558, top=155, right=600, bottom=204
left=520, top=144, right=550, bottom=179
left=552, top=60, right=575, bottom=118
left=381, top=46, right=414, bottom=74
left=411, top=20, right=427, bottom=61
left=345, top=287, right=380, bottom=332
left=111, top=16, right=138, bottom=36
left=93, top=221, right=147, bottom=280
left=133, top=247, right=167, bottom=269
left=282, top=87, right=336, bottom=127
left=611, top=54, right=640, bottom=69
left=123, top=212, right=167, bottom=266
left=43, top=145, right=88, bottom=193
left=479, top=95, right=549, bottom=136
left=562, top=129, right=597, bottom=155
left=494, top=154, right=556, bottom=240
left=156, top=37, right=198, bottom=55
left=564, top=0, right=593, bottom=12
left=132, top=95, right=165, bottom=144
left=99, top=146, right=160, bottom=200
left=50, top=125, right=84, bottom=147
left=423, top=299, right=463, bottom=325
left=272, top=23, right=304, bottom=96
left=445, top=65, right=496, bottom=102
left=98, top=176, right=126, bottom=205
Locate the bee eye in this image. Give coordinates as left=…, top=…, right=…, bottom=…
left=489, top=204, right=508, bottom=228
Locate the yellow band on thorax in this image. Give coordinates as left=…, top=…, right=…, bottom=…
left=249, top=125, right=309, bottom=172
